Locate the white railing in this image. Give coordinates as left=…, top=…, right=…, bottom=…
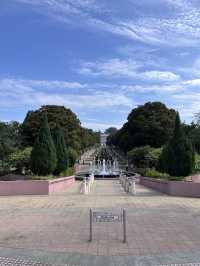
left=81, top=173, right=95, bottom=195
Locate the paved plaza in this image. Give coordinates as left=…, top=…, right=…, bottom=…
left=0, top=180, right=200, bottom=265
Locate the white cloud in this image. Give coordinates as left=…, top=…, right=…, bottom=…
left=121, top=84, right=183, bottom=94
left=0, top=78, right=133, bottom=110
left=79, top=58, right=180, bottom=82
left=79, top=58, right=140, bottom=78
left=183, top=79, right=200, bottom=86
left=0, top=78, right=87, bottom=90
left=14, top=0, right=200, bottom=47
left=142, top=71, right=180, bottom=82
left=82, top=121, right=121, bottom=131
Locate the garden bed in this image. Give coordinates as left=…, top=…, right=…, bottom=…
left=0, top=175, right=75, bottom=196
left=140, top=176, right=200, bottom=197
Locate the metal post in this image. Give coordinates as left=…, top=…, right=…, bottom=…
left=89, top=209, right=92, bottom=242
left=123, top=209, right=127, bottom=243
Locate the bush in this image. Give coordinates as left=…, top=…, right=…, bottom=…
left=8, top=147, right=32, bottom=173
left=66, top=148, right=78, bottom=167
left=31, top=112, right=57, bottom=176
left=158, top=113, right=195, bottom=177
left=145, top=168, right=184, bottom=181
left=145, top=168, right=170, bottom=179
left=128, top=146, right=162, bottom=169
left=195, top=153, right=200, bottom=171
left=59, top=167, right=74, bottom=177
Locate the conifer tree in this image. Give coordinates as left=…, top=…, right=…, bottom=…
left=52, top=126, right=68, bottom=175
left=30, top=112, right=57, bottom=175
left=158, top=112, right=195, bottom=177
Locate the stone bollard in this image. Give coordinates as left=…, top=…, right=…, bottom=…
left=82, top=178, right=88, bottom=195
left=131, top=180, right=136, bottom=195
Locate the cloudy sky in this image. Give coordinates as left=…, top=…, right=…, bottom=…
left=1, top=0, right=200, bottom=130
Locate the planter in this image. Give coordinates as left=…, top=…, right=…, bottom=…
left=140, top=176, right=200, bottom=197
left=0, top=176, right=75, bottom=196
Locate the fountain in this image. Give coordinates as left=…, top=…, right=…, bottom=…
left=100, top=159, right=107, bottom=175
left=93, top=157, right=120, bottom=178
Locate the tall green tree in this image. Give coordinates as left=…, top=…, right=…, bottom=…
left=158, top=113, right=195, bottom=177
left=108, top=102, right=176, bottom=153
left=30, top=113, right=57, bottom=175
left=0, top=121, right=21, bottom=167
left=52, top=126, right=68, bottom=175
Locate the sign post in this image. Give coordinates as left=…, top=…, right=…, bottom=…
left=123, top=209, right=127, bottom=243
left=89, top=209, right=127, bottom=243
left=89, top=208, right=92, bottom=242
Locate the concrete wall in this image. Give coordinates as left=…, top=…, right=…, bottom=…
left=140, top=177, right=200, bottom=197
left=0, top=176, right=75, bottom=196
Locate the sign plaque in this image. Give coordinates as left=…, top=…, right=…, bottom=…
left=89, top=209, right=127, bottom=243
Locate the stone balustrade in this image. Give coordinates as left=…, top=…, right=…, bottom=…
left=81, top=173, right=95, bottom=195
left=119, top=174, right=136, bottom=195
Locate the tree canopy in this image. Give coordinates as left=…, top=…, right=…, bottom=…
left=108, top=102, right=176, bottom=153
left=105, top=127, right=118, bottom=136
left=21, top=105, right=98, bottom=153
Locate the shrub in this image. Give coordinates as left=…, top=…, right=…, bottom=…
left=128, top=146, right=162, bottom=169
left=145, top=168, right=170, bottom=179
left=66, top=148, right=78, bottom=167
left=59, top=167, right=74, bottom=177
left=145, top=168, right=184, bottom=181
left=30, top=112, right=57, bottom=176
left=158, top=113, right=195, bottom=177
left=8, top=147, right=32, bottom=173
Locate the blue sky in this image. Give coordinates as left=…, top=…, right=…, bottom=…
left=1, top=0, right=200, bottom=130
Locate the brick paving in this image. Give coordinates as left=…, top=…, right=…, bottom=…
left=0, top=180, right=200, bottom=265
left=0, top=256, right=70, bottom=266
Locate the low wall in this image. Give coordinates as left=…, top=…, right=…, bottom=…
left=49, top=176, right=75, bottom=194
left=140, top=177, right=200, bottom=197
left=0, top=176, right=75, bottom=196
left=140, top=177, right=169, bottom=194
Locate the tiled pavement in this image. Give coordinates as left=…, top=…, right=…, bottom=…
left=0, top=180, right=200, bottom=265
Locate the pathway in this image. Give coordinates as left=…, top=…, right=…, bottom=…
left=0, top=180, right=200, bottom=265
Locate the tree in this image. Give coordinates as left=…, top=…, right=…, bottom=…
left=0, top=121, right=21, bottom=167
left=158, top=113, right=195, bottom=177
left=105, top=127, right=118, bottom=136
left=108, top=102, right=176, bottom=153
left=52, top=126, right=68, bottom=175
left=21, top=105, right=98, bottom=153
left=30, top=113, right=57, bottom=175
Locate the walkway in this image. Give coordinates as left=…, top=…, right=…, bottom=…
left=0, top=180, right=200, bottom=265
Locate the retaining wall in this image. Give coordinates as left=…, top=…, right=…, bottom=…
left=140, top=176, right=200, bottom=197
left=0, top=176, right=75, bottom=196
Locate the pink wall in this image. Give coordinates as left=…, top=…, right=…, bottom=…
left=169, top=181, right=200, bottom=197
left=49, top=176, right=75, bottom=194
left=0, top=180, right=49, bottom=196
left=0, top=176, right=75, bottom=196
left=140, top=177, right=200, bottom=197
left=140, top=177, right=169, bottom=194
